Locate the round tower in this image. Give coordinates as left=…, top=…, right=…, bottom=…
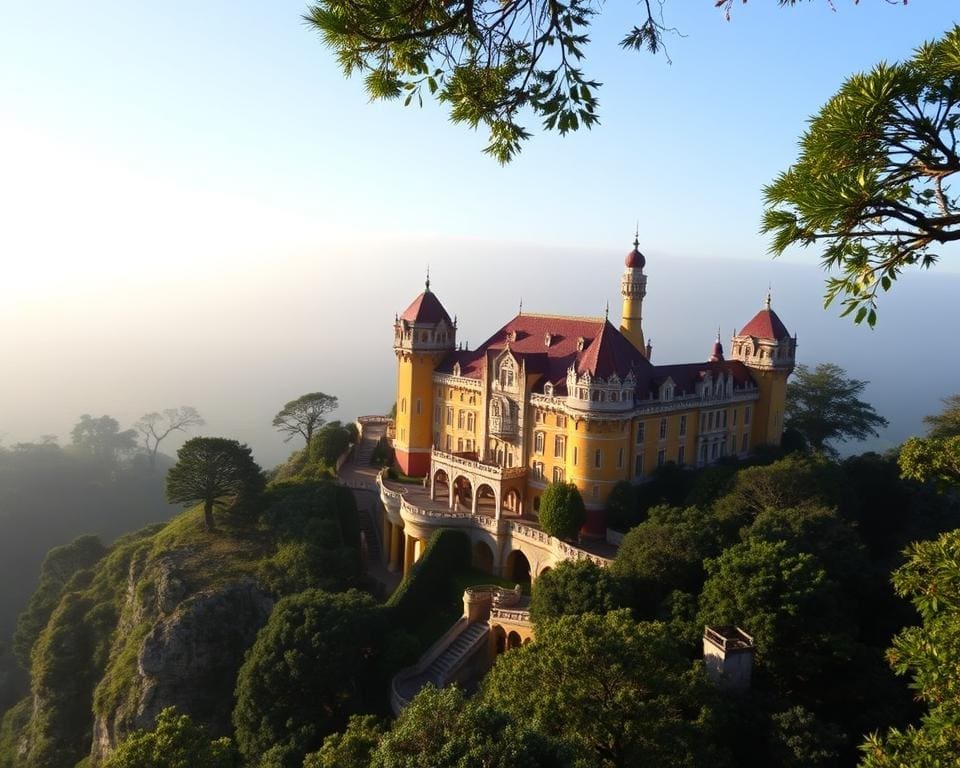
left=393, top=274, right=456, bottom=476
left=619, top=234, right=648, bottom=355
left=730, top=292, right=796, bottom=448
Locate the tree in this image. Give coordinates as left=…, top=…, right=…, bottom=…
left=135, top=407, right=205, bottom=470
left=272, top=392, right=338, bottom=446
left=698, top=539, right=848, bottom=689
left=309, top=421, right=353, bottom=466
left=305, top=1, right=885, bottom=163
left=482, top=610, right=720, bottom=767
left=232, top=589, right=387, bottom=768
left=785, top=363, right=888, bottom=457
left=325, top=686, right=569, bottom=768
left=103, top=708, right=237, bottom=768
left=923, top=393, right=960, bottom=439
left=528, top=559, right=622, bottom=624
left=899, top=434, right=960, bottom=489
left=859, top=528, right=960, bottom=766
left=536, top=481, right=585, bottom=540
left=605, top=479, right=637, bottom=531
left=70, top=414, right=137, bottom=467
left=764, top=25, right=960, bottom=326
left=165, top=437, right=263, bottom=531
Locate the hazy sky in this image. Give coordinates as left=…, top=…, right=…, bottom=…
left=1, top=2, right=958, bottom=467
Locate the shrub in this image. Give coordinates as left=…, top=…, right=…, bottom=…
left=537, top=483, right=586, bottom=540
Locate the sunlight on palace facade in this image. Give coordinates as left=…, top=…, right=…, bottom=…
left=392, top=238, right=796, bottom=538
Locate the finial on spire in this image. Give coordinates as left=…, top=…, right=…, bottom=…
left=519, top=297, right=523, bottom=316
left=425, top=264, right=431, bottom=293
left=605, top=301, right=609, bottom=320
left=765, top=287, right=772, bottom=310
left=717, top=326, right=721, bottom=341
left=633, top=221, right=639, bottom=250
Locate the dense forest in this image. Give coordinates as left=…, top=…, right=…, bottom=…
left=0, top=388, right=957, bottom=767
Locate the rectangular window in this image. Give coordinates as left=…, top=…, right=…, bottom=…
left=657, top=448, right=665, bottom=467
left=434, top=431, right=439, bottom=448
left=434, top=405, right=441, bottom=425
left=637, top=422, right=645, bottom=443
left=711, top=442, right=718, bottom=459
left=445, top=434, right=452, bottom=450
left=466, top=439, right=473, bottom=452
left=535, top=432, right=545, bottom=454
left=679, top=415, right=687, bottom=437
left=446, top=407, right=453, bottom=426
left=701, top=444, right=708, bottom=463
left=617, top=447, right=624, bottom=469
left=457, top=438, right=463, bottom=452
left=556, top=415, right=567, bottom=428
left=554, top=435, right=566, bottom=458
left=634, top=453, right=644, bottom=477
left=594, top=449, right=602, bottom=468
left=678, top=445, right=685, bottom=465
left=467, top=412, right=475, bottom=432
left=573, top=446, right=579, bottom=466
left=659, top=418, right=667, bottom=440
left=553, top=466, right=564, bottom=483
left=700, top=413, right=707, bottom=432
left=535, top=411, right=544, bottom=423
left=458, top=410, right=464, bottom=429
left=533, top=461, right=544, bottom=481
left=745, top=406, right=752, bottom=425
left=732, top=408, right=737, bottom=426
left=742, top=434, right=749, bottom=453
left=708, top=412, right=714, bottom=430
left=722, top=410, right=728, bottom=428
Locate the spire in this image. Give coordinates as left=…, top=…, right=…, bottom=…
left=710, top=328, right=725, bottom=363
left=605, top=301, right=609, bottom=321
left=765, top=287, right=771, bottom=310
left=425, top=264, right=431, bottom=293
left=519, top=297, right=523, bottom=316
left=633, top=221, right=640, bottom=251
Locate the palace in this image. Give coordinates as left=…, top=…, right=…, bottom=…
left=389, top=238, right=796, bottom=541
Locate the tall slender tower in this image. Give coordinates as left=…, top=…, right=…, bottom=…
left=620, top=234, right=648, bottom=355
left=730, top=292, right=796, bottom=447
left=393, top=274, right=456, bottom=476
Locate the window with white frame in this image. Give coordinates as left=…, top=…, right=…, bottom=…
left=533, top=461, right=544, bottom=481
left=657, top=448, right=665, bottom=467
left=679, top=415, right=687, bottom=437
left=594, top=449, right=602, bottom=468
left=446, top=407, right=453, bottom=426
left=534, top=431, right=545, bottom=454
left=553, top=466, right=564, bottom=483
left=634, top=453, right=644, bottom=477
left=554, top=435, right=566, bottom=458
left=637, top=421, right=645, bottom=443
left=659, top=418, right=667, bottom=440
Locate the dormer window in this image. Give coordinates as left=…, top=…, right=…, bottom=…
left=544, top=333, right=552, bottom=347
left=544, top=383, right=554, bottom=396
left=507, top=330, right=517, bottom=343
left=453, top=362, right=461, bottom=377
left=577, top=336, right=585, bottom=351
left=499, top=358, right=516, bottom=388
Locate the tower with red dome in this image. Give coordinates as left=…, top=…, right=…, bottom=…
left=619, top=234, right=648, bottom=356
left=729, top=292, right=797, bottom=447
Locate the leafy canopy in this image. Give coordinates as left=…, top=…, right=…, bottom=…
left=785, top=363, right=888, bottom=457
left=272, top=391, right=338, bottom=446
left=528, top=558, right=622, bottom=624
left=536, top=481, right=585, bottom=540
left=305, top=1, right=874, bottom=163
left=103, top=707, right=237, bottom=768
left=899, top=434, right=960, bottom=490
left=763, top=25, right=960, bottom=326
left=923, top=393, right=960, bottom=439
left=165, top=437, right=263, bottom=530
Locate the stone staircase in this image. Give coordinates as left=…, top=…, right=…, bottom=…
left=423, top=622, right=489, bottom=687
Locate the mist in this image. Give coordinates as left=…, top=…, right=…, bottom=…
left=1, top=237, right=955, bottom=468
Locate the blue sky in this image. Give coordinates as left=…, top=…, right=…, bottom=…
left=1, top=2, right=958, bottom=464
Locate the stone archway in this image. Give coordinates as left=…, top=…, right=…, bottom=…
left=431, top=468, right=450, bottom=502
left=538, top=565, right=552, bottom=578
left=503, top=488, right=523, bottom=517
left=492, top=625, right=507, bottom=655
left=475, top=483, right=497, bottom=516
left=504, top=549, right=531, bottom=585
left=473, top=540, right=495, bottom=574
left=507, top=631, right=522, bottom=650
left=452, top=475, right=473, bottom=512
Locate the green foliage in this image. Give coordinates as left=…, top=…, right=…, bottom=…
left=768, top=706, right=845, bottom=768
left=0, top=698, right=30, bottom=768
left=363, top=685, right=569, bottom=767
left=305, top=715, right=385, bottom=768
left=482, top=610, right=719, bottom=767
left=308, top=421, right=353, bottom=467
left=386, top=529, right=471, bottom=632
left=165, top=437, right=264, bottom=530
left=924, top=393, right=960, bottom=439
left=763, top=25, right=960, bottom=325
left=232, top=589, right=388, bottom=768
left=698, top=539, right=848, bottom=689
left=272, top=392, right=338, bottom=446
left=104, top=707, right=237, bottom=768
left=786, top=363, right=888, bottom=457
left=70, top=414, right=138, bottom=467
left=604, top=480, right=636, bottom=531
left=536, top=482, right=585, bottom=540
left=859, top=528, right=960, bottom=766
left=370, top=436, right=394, bottom=467
left=899, top=434, right=960, bottom=490
left=13, top=534, right=106, bottom=668
left=528, top=559, right=622, bottom=624
left=611, top=505, right=724, bottom=616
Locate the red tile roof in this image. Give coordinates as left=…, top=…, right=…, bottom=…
left=738, top=307, right=791, bottom=340
left=400, top=290, right=453, bottom=326
left=648, top=360, right=755, bottom=397
left=577, top=319, right=650, bottom=378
